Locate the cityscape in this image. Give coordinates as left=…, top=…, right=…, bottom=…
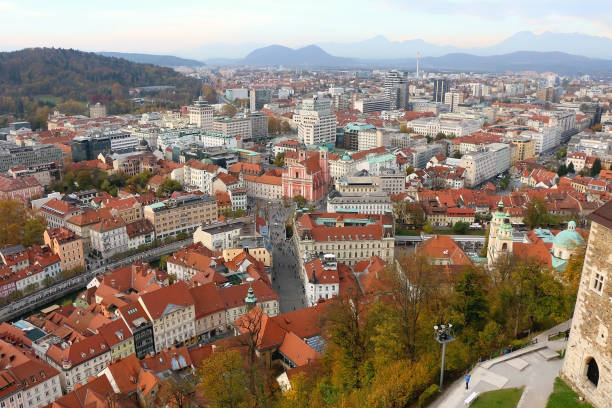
left=0, top=2, right=611, bottom=408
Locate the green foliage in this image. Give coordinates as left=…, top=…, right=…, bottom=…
left=0, top=48, right=200, bottom=127
left=293, top=195, right=307, bottom=208
left=406, top=166, right=415, bottom=175
left=499, top=174, right=511, bottom=189
left=471, top=387, right=524, bottom=408
left=452, top=151, right=462, bottom=159
left=546, top=377, right=594, bottom=408
left=51, top=168, right=129, bottom=196
left=479, top=226, right=490, bottom=258
left=159, top=255, right=170, bottom=270
left=422, top=221, right=434, bottom=234
left=417, top=384, right=439, bottom=407
left=435, top=132, right=446, bottom=140
left=220, top=104, right=237, bottom=117
left=273, top=152, right=286, bottom=167
left=557, top=164, right=568, bottom=177
left=523, top=198, right=562, bottom=228
left=567, top=162, right=575, bottom=174
left=400, top=124, right=413, bottom=133
left=555, top=147, right=567, bottom=160
left=590, top=158, right=602, bottom=177
left=161, top=178, right=182, bottom=194
left=0, top=200, right=46, bottom=247
left=452, top=221, right=470, bottom=235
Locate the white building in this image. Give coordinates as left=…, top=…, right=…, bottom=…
left=293, top=97, right=336, bottom=146
left=188, top=97, right=214, bottom=131
left=199, top=132, right=238, bottom=149
left=444, top=91, right=464, bottom=113
left=173, top=160, right=226, bottom=195
left=327, top=192, right=392, bottom=214
left=303, top=255, right=340, bottom=306
left=213, top=116, right=252, bottom=140
left=90, top=217, right=129, bottom=258
left=408, top=117, right=482, bottom=137
left=461, top=143, right=510, bottom=188
left=357, top=128, right=391, bottom=151
left=523, top=128, right=560, bottom=154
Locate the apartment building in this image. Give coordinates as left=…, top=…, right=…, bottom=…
left=0, top=340, right=62, bottom=408
left=138, top=281, right=196, bottom=352
left=172, top=159, right=225, bottom=195
left=43, top=228, right=85, bottom=271
left=0, top=142, right=64, bottom=172
left=190, top=283, right=227, bottom=342
left=218, top=281, right=279, bottom=324
left=294, top=212, right=395, bottom=266
left=293, top=97, right=336, bottom=146
left=143, top=194, right=217, bottom=239
left=303, top=254, right=342, bottom=306
left=39, top=199, right=82, bottom=229
left=213, top=116, right=252, bottom=140
left=90, top=216, right=129, bottom=258
left=0, top=175, right=42, bottom=201
left=461, top=144, right=510, bottom=188
left=45, top=335, right=111, bottom=392
left=166, top=242, right=216, bottom=282
left=242, top=172, right=283, bottom=200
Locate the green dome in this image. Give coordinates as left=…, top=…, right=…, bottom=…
left=553, top=223, right=583, bottom=249
left=341, top=152, right=352, bottom=161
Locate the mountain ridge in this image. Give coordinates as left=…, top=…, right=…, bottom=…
left=97, top=52, right=206, bottom=68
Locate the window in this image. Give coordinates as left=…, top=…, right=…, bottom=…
left=592, top=273, right=604, bottom=293
left=586, top=358, right=599, bottom=387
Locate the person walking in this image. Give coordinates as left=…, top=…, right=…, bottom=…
left=465, top=374, right=471, bottom=390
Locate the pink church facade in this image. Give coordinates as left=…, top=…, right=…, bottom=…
left=282, top=150, right=330, bottom=203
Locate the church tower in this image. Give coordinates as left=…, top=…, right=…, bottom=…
left=487, top=200, right=514, bottom=267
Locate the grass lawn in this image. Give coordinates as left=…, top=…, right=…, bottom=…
left=433, top=229, right=486, bottom=236
left=35, top=95, right=60, bottom=104
left=546, top=378, right=594, bottom=408
left=471, top=387, right=524, bottom=408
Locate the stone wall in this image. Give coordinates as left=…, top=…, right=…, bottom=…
left=561, top=221, right=612, bottom=408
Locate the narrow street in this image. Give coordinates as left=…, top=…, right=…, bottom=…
left=264, top=201, right=305, bottom=313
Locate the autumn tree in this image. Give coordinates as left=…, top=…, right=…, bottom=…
left=158, top=374, right=201, bottom=408
left=273, top=152, right=285, bottom=167
left=220, top=104, right=237, bottom=118
left=0, top=199, right=46, bottom=247
left=280, top=121, right=292, bottom=133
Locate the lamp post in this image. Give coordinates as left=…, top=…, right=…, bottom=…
left=434, top=323, right=455, bottom=389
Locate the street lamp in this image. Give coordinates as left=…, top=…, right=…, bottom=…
left=434, top=323, right=455, bottom=389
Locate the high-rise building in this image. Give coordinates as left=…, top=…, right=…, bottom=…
left=188, top=97, right=214, bottom=131
left=535, top=87, right=557, bottom=103
left=249, top=112, right=268, bottom=141
left=249, top=88, right=272, bottom=111
left=384, top=70, right=409, bottom=110
left=444, top=91, right=464, bottom=112
left=293, top=97, right=336, bottom=146
left=561, top=201, right=612, bottom=408
left=432, top=79, right=450, bottom=103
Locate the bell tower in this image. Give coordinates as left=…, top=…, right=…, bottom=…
left=487, top=200, right=513, bottom=267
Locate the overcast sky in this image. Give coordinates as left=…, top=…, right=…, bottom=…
left=1, top=0, right=611, bottom=54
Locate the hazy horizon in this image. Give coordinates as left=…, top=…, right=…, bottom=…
left=1, top=0, right=611, bottom=58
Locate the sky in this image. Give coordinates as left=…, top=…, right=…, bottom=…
left=1, top=0, right=611, bottom=57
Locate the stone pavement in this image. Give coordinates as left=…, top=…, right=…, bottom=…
left=430, top=320, right=571, bottom=408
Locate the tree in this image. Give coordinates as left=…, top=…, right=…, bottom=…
left=158, top=374, right=201, bottom=408
left=567, top=161, right=575, bottom=174
left=555, top=146, right=567, bottom=160
left=451, top=267, right=489, bottom=337
left=199, top=350, right=248, bottom=408
left=523, top=198, right=560, bottom=228
left=280, top=121, right=292, bottom=133
left=268, top=117, right=281, bottom=135
left=400, top=124, right=413, bottom=133
left=452, top=151, right=462, bottom=159
left=220, top=104, right=237, bottom=118
left=161, top=179, right=182, bottom=194
left=590, top=158, right=602, bottom=177
left=557, top=164, right=568, bottom=177
left=201, top=84, right=217, bottom=103
left=0, top=200, right=46, bottom=247
left=452, top=221, right=470, bottom=235
left=422, top=221, right=434, bottom=234
left=159, top=255, right=170, bottom=270
left=435, top=132, right=446, bottom=140
left=273, top=152, right=286, bottom=167
left=405, top=166, right=414, bottom=176
left=293, top=195, right=307, bottom=208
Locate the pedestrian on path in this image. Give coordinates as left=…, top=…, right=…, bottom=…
left=465, top=374, right=471, bottom=390
left=565, top=329, right=570, bottom=341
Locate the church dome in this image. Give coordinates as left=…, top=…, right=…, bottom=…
left=553, top=221, right=583, bottom=249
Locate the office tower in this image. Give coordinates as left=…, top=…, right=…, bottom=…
left=433, top=79, right=450, bottom=103
left=250, top=112, right=268, bottom=142
left=444, top=91, right=464, bottom=112
left=249, top=88, right=272, bottom=111
left=535, top=87, right=557, bottom=103
left=188, top=97, right=214, bottom=131
left=89, top=102, right=107, bottom=118
left=293, top=96, right=336, bottom=146
left=385, top=70, right=409, bottom=110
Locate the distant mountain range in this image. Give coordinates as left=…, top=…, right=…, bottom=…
left=202, top=44, right=612, bottom=74
left=241, top=45, right=352, bottom=67
left=97, top=52, right=205, bottom=68
left=316, top=31, right=612, bottom=60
